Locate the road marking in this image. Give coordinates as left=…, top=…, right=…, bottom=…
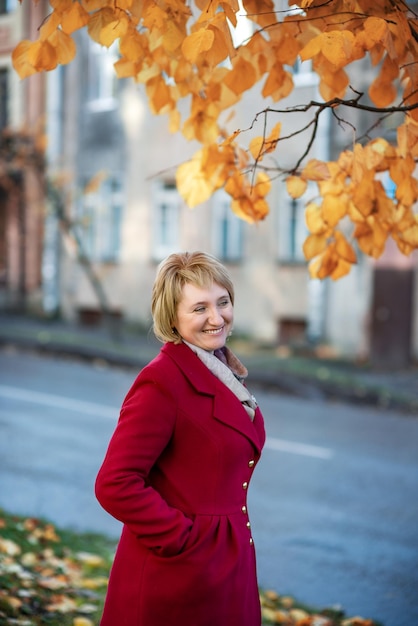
left=0, top=385, right=117, bottom=420
left=0, top=385, right=334, bottom=459
left=265, top=437, right=334, bottom=460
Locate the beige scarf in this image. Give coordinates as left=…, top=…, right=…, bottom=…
left=183, top=341, right=257, bottom=421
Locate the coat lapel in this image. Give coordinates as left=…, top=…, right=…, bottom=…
left=162, top=342, right=263, bottom=454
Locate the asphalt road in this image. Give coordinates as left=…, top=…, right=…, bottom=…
left=0, top=347, right=417, bottom=626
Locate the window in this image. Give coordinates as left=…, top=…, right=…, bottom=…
left=212, top=191, right=243, bottom=262
left=277, top=193, right=308, bottom=263
left=152, top=181, right=180, bottom=261
left=292, top=57, right=318, bottom=87
left=86, top=41, right=118, bottom=111
left=0, top=68, right=8, bottom=130
left=77, top=176, right=123, bottom=262
left=0, top=0, right=17, bottom=13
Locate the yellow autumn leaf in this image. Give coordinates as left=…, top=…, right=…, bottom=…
left=362, top=17, right=389, bottom=47
left=0, top=537, right=21, bottom=556
left=114, top=58, right=136, bottom=79
left=322, top=193, right=348, bottom=227
left=302, top=159, right=331, bottom=181
left=73, top=618, right=94, bottom=626
left=286, top=176, right=307, bottom=199
left=303, top=233, right=328, bottom=260
left=352, top=171, right=375, bottom=217
left=396, top=175, right=418, bottom=206
left=249, top=136, right=264, bottom=161
left=331, top=258, right=353, bottom=280
left=181, top=29, right=215, bottom=63
left=319, top=31, right=356, bottom=68
left=27, top=40, right=58, bottom=72
left=80, top=576, right=109, bottom=589
left=354, top=221, right=387, bottom=258
left=162, top=19, right=185, bottom=53
left=299, top=35, right=322, bottom=63
left=61, top=2, right=90, bottom=34
left=87, top=8, right=128, bottom=47
left=305, top=202, right=328, bottom=234
left=49, top=0, right=72, bottom=9
left=176, top=155, right=215, bottom=207
left=49, top=30, right=76, bottom=65
left=369, top=55, right=398, bottom=107
left=11, top=40, right=37, bottom=78
left=83, top=171, right=108, bottom=194
left=39, top=11, right=61, bottom=42
left=398, top=221, right=418, bottom=246
left=224, top=57, right=257, bottom=95
left=255, top=172, right=271, bottom=197
left=334, top=231, right=357, bottom=263
left=262, top=63, right=293, bottom=101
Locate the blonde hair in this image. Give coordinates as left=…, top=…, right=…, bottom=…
left=151, top=251, right=234, bottom=344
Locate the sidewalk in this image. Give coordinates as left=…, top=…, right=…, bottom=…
left=1, top=313, right=417, bottom=415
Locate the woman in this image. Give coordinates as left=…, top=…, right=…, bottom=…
left=95, top=251, right=266, bottom=626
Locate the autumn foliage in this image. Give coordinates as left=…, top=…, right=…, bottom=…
left=12, top=0, right=418, bottom=278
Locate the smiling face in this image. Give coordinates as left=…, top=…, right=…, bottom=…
left=174, top=282, right=234, bottom=351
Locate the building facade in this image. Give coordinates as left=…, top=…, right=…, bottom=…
left=0, top=0, right=47, bottom=312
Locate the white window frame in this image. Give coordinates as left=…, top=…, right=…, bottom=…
left=152, top=181, right=181, bottom=261
left=277, top=187, right=309, bottom=263
left=77, top=176, right=124, bottom=263
left=212, top=190, right=243, bottom=262
left=86, top=40, right=118, bottom=111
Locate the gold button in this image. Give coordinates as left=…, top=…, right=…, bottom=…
left=248, top=459, right=255, bottom=468
left=242, top=481, right=248, bottom=490
left=246, top=521, right=251, bottom=529
left=241, top=505, right=247, bottom=514
left=249, top=537, right=254, bottom=545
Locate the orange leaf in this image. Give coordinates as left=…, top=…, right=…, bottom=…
left=60, top=2, right=90, bottom=34
left=302, top=159, right=330, bottom=181
left=316, top=247, right=339, bottom=279
left=176, top=153, right=217, bottom=207
left=83, top=171, right=108, bottom=194
left=334, top=231, right=357, bottom=263
left=49, top=29, right=76, bottom=65
left=181, top=29, right=215, bottom=63
left=354, top=221, right=387, bottom=258
left=369, top=56, right=398, bottom=106
left=11, top=40, right=37, bottom=78
left=286, top=176, right=307, bottom=199
left=249, top=136, right=264, bottom=161
left=39, top=11, right=61, bottom=42
left=27, top=40, right=58, bottom=72
left=305, top=202, right=328, bottom=234
left=303, top=233, right=328, bottom=260
left=398, top=221, right=418, bottom=247
left=331, top=258, right=353, bottom=280
left=87, top=8, right=128, bottom=47
left=120, top=28, right=146, bottom=61
left=262, top=63, right=293, bottom=101
left=162, top=19, right=185, bottom=54
left=224, top=57, right=257, bottom=95
left=322, top=193, right=348, bottom=227
left=361, top=17, right=389, bottom=49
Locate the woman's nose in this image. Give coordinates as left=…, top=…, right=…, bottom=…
left=208, top=307, right=223, bottom=324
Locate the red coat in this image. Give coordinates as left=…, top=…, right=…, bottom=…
left=95, top=341, right=265, bottom=626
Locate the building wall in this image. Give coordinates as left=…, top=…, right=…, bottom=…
left=0, top=1, right=47, bottom=311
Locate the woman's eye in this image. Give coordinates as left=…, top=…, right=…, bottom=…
left=194, top=306, right=205, bottom=313
left=219, top=300, right=229, bottom=307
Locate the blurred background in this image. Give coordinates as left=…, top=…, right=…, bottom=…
left=1, top=1, right=417, bottom=369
